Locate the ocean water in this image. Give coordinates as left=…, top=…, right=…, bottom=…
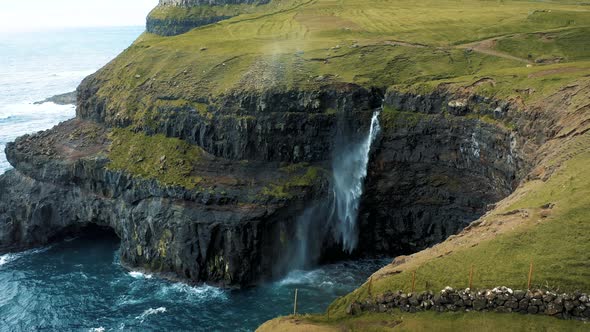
left=0, top=26, right=144, bottom=173
left=0, top=231, right=386, bottom=331
left=0, top=28, right=388, bottom=331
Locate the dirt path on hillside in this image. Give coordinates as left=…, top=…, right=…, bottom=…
left=457, top=38, right=532, bottom=64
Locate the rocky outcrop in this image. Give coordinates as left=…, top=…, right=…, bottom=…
left=146, top=15, right=233, bottom=36
left=348, top=287, right=590, bottom=320
left=34, top=91, right=76, bottom=105
left=146, top=0, right=271, bottom=36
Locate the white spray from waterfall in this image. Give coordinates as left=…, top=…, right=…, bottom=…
left=330, top=111, right=381, bottom=253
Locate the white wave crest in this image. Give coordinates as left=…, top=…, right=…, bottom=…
left=0, top=254, right=16, bottom=266
left=136, top=307, right=167, bottom=322
left=157, top=282, right=227, bottom=302
left=89, top=327, right=105, bottom=332
left=129, top=271, right=153, bottom=279
left=0, top=246, right=51, bottom=268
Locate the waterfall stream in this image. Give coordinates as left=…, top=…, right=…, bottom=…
left=330, top=110, right=381, bottom=253
left=288, top=110, right=381, bottom=271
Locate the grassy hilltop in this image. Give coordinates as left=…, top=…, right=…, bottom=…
left=96, top=0, right=590, bottom=122
left=90, top=0, right=590, bottom=329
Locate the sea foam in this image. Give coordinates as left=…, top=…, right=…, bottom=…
left=136, top=307, right=167, bottom=322
left=0, top=247, right=51, bottom=268
left=129, top=271, right=153, bottom=279
left=156, top=282, right=227, bottom=303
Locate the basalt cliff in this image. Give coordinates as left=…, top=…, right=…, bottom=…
left=1, top=1, right=590, bottom=311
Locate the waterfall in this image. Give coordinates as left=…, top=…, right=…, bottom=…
left=285, top=110, right=381, bottom=271
left=330, top=111, right=381, bottom=253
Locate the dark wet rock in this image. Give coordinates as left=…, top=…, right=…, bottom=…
left=546, top=303, right=563, bottom=316
left=495, top=306, right=511, bottom=313
left=346, top=302, right=362, bottom=315
left=514, top=290, right=526, bottom=300
left=505, top=300, right=519, bottom=309
left=518, top=299, right=529, bottom=311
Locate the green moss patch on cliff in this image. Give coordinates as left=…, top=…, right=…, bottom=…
left=107, top=128, right=206, bottom=189
left=261, top=163, right=324, bottom=199
left=106, top=128, right=327, bottom=200
left=380, top=106, right=427, bottom=129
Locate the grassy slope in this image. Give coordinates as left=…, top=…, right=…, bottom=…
left=259, top=311, right=590, bottom=332
left=94, top=0, right=590, bottom=123
left=94, top=1, right=590, bottom=328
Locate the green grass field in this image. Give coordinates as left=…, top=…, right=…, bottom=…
left=291, top=311, right=590, bottom=331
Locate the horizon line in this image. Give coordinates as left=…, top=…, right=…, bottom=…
left=0, top=24, right=146, bottom=34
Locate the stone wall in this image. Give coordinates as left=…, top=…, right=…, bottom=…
left=347, top=287, right=590, bottom=320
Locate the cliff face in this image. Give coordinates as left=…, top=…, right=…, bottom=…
left=0, top=119, right=329, bottom=286
left=357, top=91, right=550, bottom=256
left=78, top=76, right=382, bottom=163
left=0, top=83, right=544, bottom=286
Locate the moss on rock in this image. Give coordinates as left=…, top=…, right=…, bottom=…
left=107, top=128, right=206, bottom=189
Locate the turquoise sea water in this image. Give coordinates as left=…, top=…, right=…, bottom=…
left=0, top=27, right=387, bottom=331
left=0, top=231, right=385, bottom=331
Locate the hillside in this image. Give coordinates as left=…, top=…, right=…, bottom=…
left=0, top=0, right=589, bottom=329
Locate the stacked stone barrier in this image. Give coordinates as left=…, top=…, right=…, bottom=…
left=346, top=287, right=590, bottom=320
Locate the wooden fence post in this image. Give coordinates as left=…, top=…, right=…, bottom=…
left=411, top=271, right=416, bottom=293
left=527, top=260, right=534, bottom=290
left=293, top=289, right=298, bottom=316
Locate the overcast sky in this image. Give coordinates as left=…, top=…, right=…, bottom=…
left=0, top=0, right=159, bottom=32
